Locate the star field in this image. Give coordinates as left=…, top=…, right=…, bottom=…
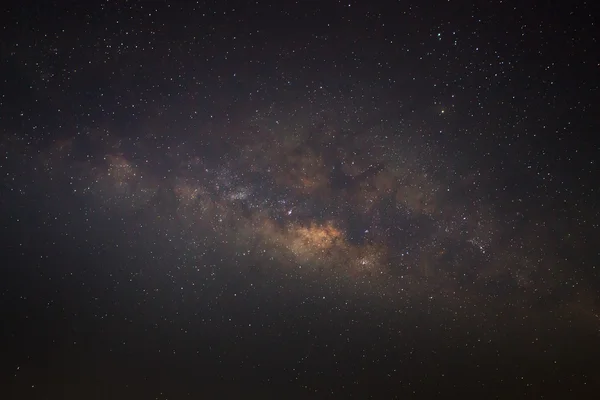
left=1, top=1, right=599, bottom=398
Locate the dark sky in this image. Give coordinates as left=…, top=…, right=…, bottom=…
left=1, top=0, right=599, bottom=398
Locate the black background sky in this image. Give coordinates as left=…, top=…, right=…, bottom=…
left=1, top=0, right=599, bottom=398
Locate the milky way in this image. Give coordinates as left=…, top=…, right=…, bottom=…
left=2, top=2, right=599, bottom=397
left=4, top=101, right=596, bottom=320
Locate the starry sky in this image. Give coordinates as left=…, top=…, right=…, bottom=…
left=1, top=0, right=599, bottom=398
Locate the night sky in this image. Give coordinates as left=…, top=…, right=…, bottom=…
left=1, top=0, right=599, bottom=398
